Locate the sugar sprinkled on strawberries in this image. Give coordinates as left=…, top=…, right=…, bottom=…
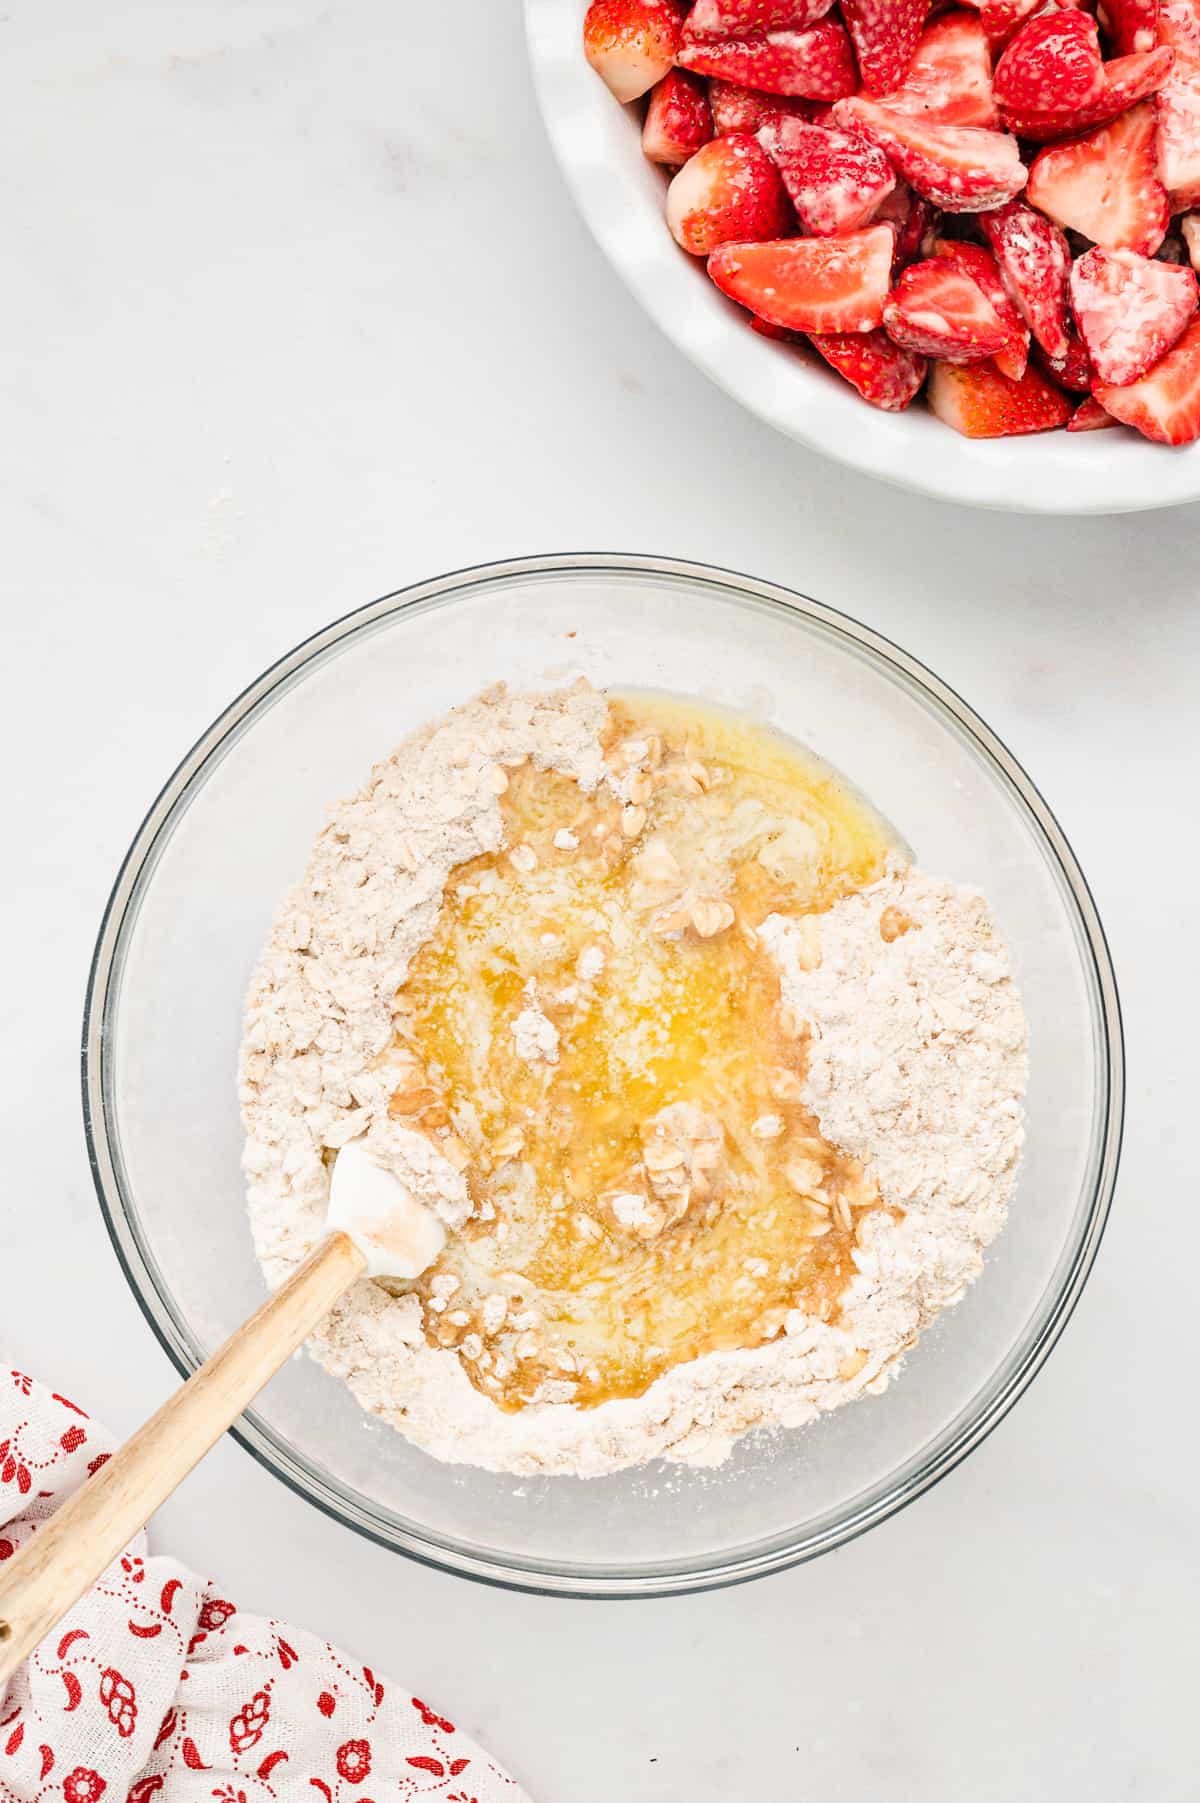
left=758, top=116, right=897, bottom=233
left=809, top=328, right=928, bottom=405
left=980, top=200, right=1072, bottom=359
left=677, top=19, right=859, bottom=98
left=1094, top=313, right=1200, bottom=440
left=833, top=100, right=1026, bottom=210
left=1069, top=245, right=1198, bottom=383
left=582, top=0, right=1200, bottom=443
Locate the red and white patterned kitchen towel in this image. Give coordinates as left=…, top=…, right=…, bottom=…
left=0, top=1369, right=529, bottom=1803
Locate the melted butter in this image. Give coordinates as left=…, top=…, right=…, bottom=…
left=388, top=694, right=898, bottom=1411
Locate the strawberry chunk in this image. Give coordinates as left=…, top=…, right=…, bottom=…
left=677, top=19, right=858, bottom=96
left=1025, top=101, right=1169, bottom=254
left=993, top=11, right=1106, bottom=115
left=932, top=237, right=1030, bottom=375
left=810, top=328, right=929, bottom=405
left=643, top=69, right=714, bottom=164
left=1069, top=244, right=1199, bottom=382
left=687, top=0, right=837, bottom=29
left=883, top=257, right=1012, bottom=358
left=1156, top=0, right=1200, bottom=196
left=757, top=117, right=897, bottom=233
left=1098, top=0, right=1159, bottom=55
left=1093, top=314, right=1200, bottom=440
left=666, top=134, right=792, bottom=252
left=1066, top=394, right=1119, bottom=428
left=980, top=201, right=1071, bottom=359
left=1155, top=60, right=1200, bottom=209
left=708, top=81, right=819, bottom=133
left=708, top=226, right=895, bottom=330
left=583, top=0, right=684, bottom=101
left=840, top=0, right=932, bottom=93
left=927, top=358, right=1075, bottom=432
left=997, top=46, right=1174, bottom=138
left=876, top=11, right=999, bottom=126
left=834, top=99, right=1026, bottom=209
left=1155, top=0, right=1200, bottom=196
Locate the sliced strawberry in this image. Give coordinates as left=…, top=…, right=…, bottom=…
left=841, top=0, right=932, bottom=93
left=1155, top=59, right=1200, bottom=208
left=810, top=328, right=929, bottom=404
left=687, top=0, right=837, bottom=29
left=834, top=99, right=1026, bottom=208
left=1066, top=394, right=1119, bottom=427
left=757, top=117, right=897, bottom=233
left=876, top=11, right=999, bottom=126
left=997, top=46, right=1173, bottom=137
left=1025, top=101, right=1169, bottom=253
left=1183, top=212, right=1200, bottom=268
left=932, top=237, right=1031, bottom=374
left=979, top=200, right=1071, bottom=359
left=1151, top=0, right=1200, bottom=194
left=707, top=225, right=895, bottom=329
left=1093, top=314, right=1200, bottom=440
left=677, top=19, right=858, bottom=96
left=1069, top=244, right=1198, bottom=381
left=666, top=133, right=792, bottom=252
left=643, top=69, right=714, bottom=164
left=993, top=11, right=1106, bottom=115
left=980, top=0, right=1042, bottom=52
left=1097, top=0, right=1159, bottom=54
left=882, top=257, right=1012, bottom=357
left=927, top=358, right=1075, bottom=432
left=583, top=0, right=685, bottom=101
left=708, top=80, right=819, bottom=133
left=1035, top=330, right=1096, bottom=390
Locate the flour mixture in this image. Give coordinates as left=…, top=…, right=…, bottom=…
left=240, top=683, right=1027, bottom=1476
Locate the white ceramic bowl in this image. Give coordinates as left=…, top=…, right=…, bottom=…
left=525, top=0, right=1200, bottom=513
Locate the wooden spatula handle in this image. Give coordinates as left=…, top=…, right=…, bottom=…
left=0, top=1232, right=365, bottom=1685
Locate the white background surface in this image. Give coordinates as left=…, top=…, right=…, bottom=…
left=2, top=4, right=1197, bottom=1798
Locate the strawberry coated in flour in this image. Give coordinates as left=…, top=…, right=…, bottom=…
left=585, top=0, right=1200, bottom=441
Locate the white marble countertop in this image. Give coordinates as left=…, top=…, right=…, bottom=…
left=3, top=3, right=1198, bottom=1797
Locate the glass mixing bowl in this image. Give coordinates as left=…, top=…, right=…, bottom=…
left=83, top=555, right=1123, bottom=1597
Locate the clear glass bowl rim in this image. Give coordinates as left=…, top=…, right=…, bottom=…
left=82, top=553, right=1125, bottom=1598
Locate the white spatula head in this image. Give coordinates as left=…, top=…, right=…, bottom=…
left=326, top=1137, right=447, bottom=1279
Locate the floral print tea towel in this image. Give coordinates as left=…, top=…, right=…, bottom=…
left=0, top=1369, right=529, bottom=1803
